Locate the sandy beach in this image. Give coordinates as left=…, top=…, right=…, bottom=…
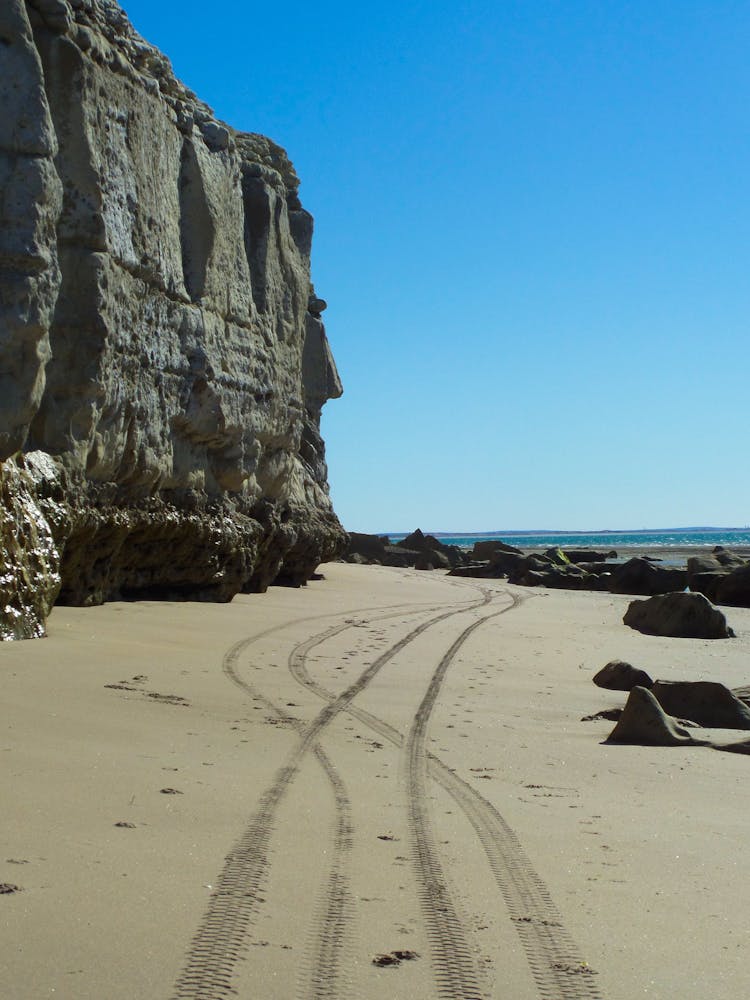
left=3, top=562, right=750, bottom=1000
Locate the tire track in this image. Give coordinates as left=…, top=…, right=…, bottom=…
left=289, top=589, right=605, bottom=999
left=173, top=588, right=489, bottom=1000
left=405, top=593, right=520, bottom=1000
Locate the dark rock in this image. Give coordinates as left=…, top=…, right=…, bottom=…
left=346, top=552, right=369, bottom=565
left=563, top=549, right=618, bottom=563
left=396, top=528, right=465, bottom=568
left=344, top=533, right=432, bottom=569
left=415, top=551, right=450, bottom=571
left=686, top=554, right=731, bottom=602
left=488, top=550, right=526, bottom=576
left=308, top=296, right=327, bottom=316
left=469, top=538, right=523, bottom=560
left=688, top=554, right=725, bottom=576
left=715, top=565, right=750, bottom=608
left=688, top=573, right=729, bottom=603
left=345, top=533, right=390, bottom=563
left=608, top=558, right=688, bottom=596
left=651, top=681, right=750, bottom=729
left=593, top=660, right=653, bottom=691
left=712, top=546, right=748, bottom=568
left=688, top=550, right=750, bottom=603
left=382, top=546, right=422, bottom=568
left=605, top=687, right=702, bottom=746
left=511, top=561, right=596, bottom=591
left=448, top=562, right=495, bottom=578
left=577, top=562, right=617, bottom=575
left=623, top=592, right=735, bottom=639
left=732, top=685, right=750, bottom=707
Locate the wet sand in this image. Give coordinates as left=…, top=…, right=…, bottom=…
left=2, top=563, right=750, bottom=999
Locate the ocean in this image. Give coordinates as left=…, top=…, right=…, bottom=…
left=388, top=528, right=750, bottom=552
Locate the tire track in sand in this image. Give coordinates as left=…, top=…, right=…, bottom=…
left=172, top=589, right=489, bottom=1000
left=405, top=592, right=521, bottom=999
left=290, top=589, right=604, bottom=1000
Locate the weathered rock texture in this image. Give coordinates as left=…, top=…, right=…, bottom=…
left=623, top=592, right=735, bottom=640
left=0, top=453, right=62, bottom=639
left=1, top=0, right=344, bottom=636
left=606, top=686, right=702, bottom=747
left=650, top=680, right=750, bottom=730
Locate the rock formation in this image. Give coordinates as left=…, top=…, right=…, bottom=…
left=605, top=686, right=703, bottom=747
left=1, top=0, right=345, bottom=638
left=650, top=680, right=750, bottom=730
left=343, top=530, right=466, bottom=571
left=593, top=660, right=654, bottom=692
left=622, top=592, right=735, bottom=639
left=607, top=557, right=688, bottom=596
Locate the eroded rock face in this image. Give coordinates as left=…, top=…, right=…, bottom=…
left=606, top=686, right=700, bottom=747
left=1, top=0, right=344, bottom=635
left=0, top=454, right=61, bottom=639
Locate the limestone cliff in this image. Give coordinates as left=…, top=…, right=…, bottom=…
left=0, top=0, right=344, bottom=638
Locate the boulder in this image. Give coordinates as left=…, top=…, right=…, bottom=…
left=563, top=549, right=618, bottom=563
left=712, top=546, right=748, bottom=568
left=715, top=565, right=750, bottom=608
left=415, top=550, right=450, bottom=571
left=344, top=534, right=431, bottom=569
left=651, top=680, right=750, bottom=729
left=605, top=687, right=702, bottom=746
left=623, top=592, right=735, bottom=639
left=488, top=550, right=527, bottom=576
left=543, top=546, right=569, bottom=566
left=687, top=550, right=750, bottom=603
left=469, top=538, right=522, bottom=561
left=608, top=558, right=687, bottom=596
left=510, top=559, right=597, bottom=591
left=593, top=660, right=654, bottom=691
left=448, top=562, right=495, bottom=578
left=396, top=528, right=465, bottom=568
left=686, top=554, right=731, bottom=602
left=345, top=533, right=391, bottom=563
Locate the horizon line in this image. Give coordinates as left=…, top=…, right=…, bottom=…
left=369, top=525, right=750, bottom=537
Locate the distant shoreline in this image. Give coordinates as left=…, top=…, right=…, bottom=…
left=382, top=526, right=749, bottom=538
left=373, top=527, right=750, bottom=565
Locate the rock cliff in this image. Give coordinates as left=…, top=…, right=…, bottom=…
left=0, top=0, right=344, bottom=638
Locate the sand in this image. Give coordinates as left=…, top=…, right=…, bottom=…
left=2, top=563, right=750, bottom=1000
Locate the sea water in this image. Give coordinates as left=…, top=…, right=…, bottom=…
left=389, top=528, right=750, bottom=552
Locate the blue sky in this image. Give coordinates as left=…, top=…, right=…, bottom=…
left=122, top=1, right=749, bottom=532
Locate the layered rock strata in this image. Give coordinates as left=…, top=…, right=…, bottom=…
left=1, top=0, right=344, bottom=637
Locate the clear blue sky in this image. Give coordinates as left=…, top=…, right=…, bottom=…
left=122, top=0, right=749, bottom=532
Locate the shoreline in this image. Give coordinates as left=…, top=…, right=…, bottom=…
left=516, top=543, right=750, bottom=566
left=2, top=563, right=750, bottom=999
